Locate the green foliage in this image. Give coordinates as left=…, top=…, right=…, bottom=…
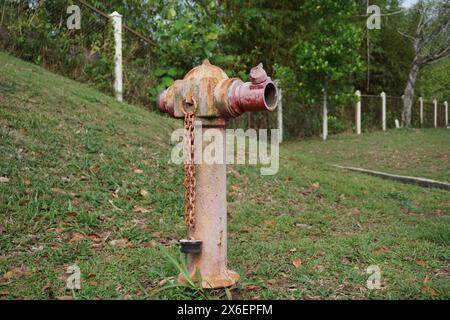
left=148, top=66, right=181, bottom=100
left=416, top=58, right=450, bottom=102
left=271, top=1, right=363, bottom=137
left=0, top=0, right=445, bottom=138
left=0, top=0, right=115, bottom=95
left=293, top=1, right=363, bottom=103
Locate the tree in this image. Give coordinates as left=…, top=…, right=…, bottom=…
left=292, top=0, right=363, bottom=136
left=399, top=0, right=450, bottom=126
left=416, top=57, right=450, bottom=102
left=358, top=0, right=414, bottom=96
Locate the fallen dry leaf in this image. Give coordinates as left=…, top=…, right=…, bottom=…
left=139, top=189, right=149, bottom=197
left=3, top=271, right=14, bottom=280
left=5, top=266, right=31, bottom=279
left=300, top=188, right=313, bottom=196
left=151, top=232, right=161, bottom=238
left=69, top=233, right=86, bottom=243
left=109, top=238, right=129, bottom=247
left=133, top=206, right=149, bottom=213
left=65, top=212, right=78, bottom=218
left=292, top=258, right=302, bottom=268
left=0, top=177, right=10, bottom=183
left=373, top=246, right=391, bottom=256
left=145, top=240, right=158, bottom=248
left=56, top=295, right=73, bottom=300
left=311, top=182, right=320, bottom=189
left=264, top=220, right=276, bottom=226
left=295, top=223, right=312, bottom=229
left=112, top=189, right=120, bottom=198
left=246, top=284, right=257, bottom=291
left=87, top=234, right=102, bottom=243
left=51, top=187, right=63, bottom=193
left=89, top=164, right=100, bottom=174
left=416, top=259, right=427, bottom=267
left=287, top=285, right=298, bottom=292
left=133, top=169, right=144, bottom=174
left=13, top=267, right=32, bottom=277
left=0, top=290, right=10, bottom=296
left=421, top=286, right=438, bottom=297
left=313, top=265, right=325, bottom=273
left=24, top=179, right=32, bottom=186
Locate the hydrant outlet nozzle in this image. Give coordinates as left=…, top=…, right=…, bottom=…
left=214, top=64, right=278, bottom=118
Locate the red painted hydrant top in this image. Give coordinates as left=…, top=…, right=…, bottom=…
left=158, top=59, right=278, bottom=120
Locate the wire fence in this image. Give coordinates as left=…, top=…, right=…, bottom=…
left=0, top=0, right=156, bottom=106
left=230, top=90, right=449, bottom=141
left=0, top=0, right=113, bottom=93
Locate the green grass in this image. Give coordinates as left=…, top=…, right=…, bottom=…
left=287, top=129, right=450, bottom=182
left=0, top=51, right=449, bottom=300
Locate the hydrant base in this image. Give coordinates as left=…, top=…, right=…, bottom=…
left=177, top=270, right=240, bottom=289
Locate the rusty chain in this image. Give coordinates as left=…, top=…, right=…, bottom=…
left=182, top=98, right=197, bottom=231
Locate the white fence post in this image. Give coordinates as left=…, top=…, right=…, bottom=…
left=322, top=88, right=328, bottom=140
left=110, top=11, right=123, bottom=103
left=433, top=98, right=437, bottom=128
left=381, top=92, right=386, bottom=131
left=445, top=101, right=448, bottom=127
left=419, top=97, right=424, bottom=126
left=275, top=80, right=283, bottom=143
left=355, top=90, right=361, bottom=135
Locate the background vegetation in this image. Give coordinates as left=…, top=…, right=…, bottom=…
left=0, top=0, right=448, bottom=139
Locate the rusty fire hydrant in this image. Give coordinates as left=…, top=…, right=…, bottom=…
left=158, top=59, right=278, bottom=289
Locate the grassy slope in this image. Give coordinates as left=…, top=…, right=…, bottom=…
left=0, top=52, right=449, bottom=300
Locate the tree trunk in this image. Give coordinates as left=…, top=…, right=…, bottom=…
left=402, top=62, right=420, bottom=126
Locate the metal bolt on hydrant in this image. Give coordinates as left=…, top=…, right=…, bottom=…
left=158, top=59, right=278, bottom=289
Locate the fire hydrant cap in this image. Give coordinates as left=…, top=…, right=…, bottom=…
left=183, top=59, right=228, bottom=82
left=249, top=63, right=268, bottom=84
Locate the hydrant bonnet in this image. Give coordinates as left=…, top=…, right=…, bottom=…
left=157, top=60, right=278, bottom=119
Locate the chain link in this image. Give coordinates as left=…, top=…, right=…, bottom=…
left=183, top=99, right=197, bottom=231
